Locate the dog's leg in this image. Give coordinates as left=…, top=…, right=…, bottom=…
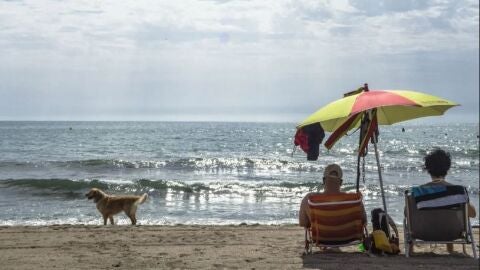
left=126, top=207, right=137, bottom=225
left=131, top=215, right=137, bottom=225
left=109, top=216, right=115, bottom=225
left=124, top=204, right=137, bottom=225
left=127, top=213, right=137, bottom=225
left=103, top=215, right=108, bottom=226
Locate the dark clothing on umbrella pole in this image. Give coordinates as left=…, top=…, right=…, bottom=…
left=356, top=110, right=379, bottom=191
left=294, top=123, right=325, bottom=161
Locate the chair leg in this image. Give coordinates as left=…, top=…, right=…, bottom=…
left=403, top=218, right=410, bottom=258
left=304, top=229, right=312, bottom=255
left=471, top=242, right=478, bottom=259
left=467, top=219, right=478, bottom=259
left=470, top=237, right=478, bottom=259
left=404, top=243, right=409, bottom=257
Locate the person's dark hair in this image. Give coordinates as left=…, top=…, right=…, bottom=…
left=424, top=149, right=451, bottom=177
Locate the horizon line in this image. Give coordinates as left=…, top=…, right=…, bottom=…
left=0, top=119, right=478, bottom=125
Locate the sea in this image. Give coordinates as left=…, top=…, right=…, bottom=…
left=0, top=121, right=478, bottom=226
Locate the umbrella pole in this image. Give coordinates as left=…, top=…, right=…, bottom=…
left=372, top=135, right=391, bottom=236
left=356, top=111, right=367, bottom=193
left=356, top=154, right=361, bottom=192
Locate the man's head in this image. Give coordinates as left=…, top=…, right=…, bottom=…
left=424, top=149, right=451, bottom=178
left=323, top=164, right=343, bottom=191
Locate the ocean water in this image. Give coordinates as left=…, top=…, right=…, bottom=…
left=0, top=121, right=478, bottom=226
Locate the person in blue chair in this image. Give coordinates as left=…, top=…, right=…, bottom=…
left=421, top=148, right=476, bottom=253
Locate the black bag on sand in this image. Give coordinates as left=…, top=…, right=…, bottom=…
left=366, top=208, right=400, bottom=255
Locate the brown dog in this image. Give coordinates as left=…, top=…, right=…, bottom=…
left=85, top=188, right=148, bottom=225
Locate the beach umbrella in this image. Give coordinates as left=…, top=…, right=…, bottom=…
left=297, top=83, right=458, bottom=222
left=299, top=84, right=458, bottom=132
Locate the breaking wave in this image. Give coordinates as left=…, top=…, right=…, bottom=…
left=1, top=155, right=477, bottom=174
left=0, top=158, right=326, bottom=172
left=1, top=178, right=478, bottom=198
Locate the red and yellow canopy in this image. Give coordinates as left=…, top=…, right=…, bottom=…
left=298, top=90, right=458, bottom=132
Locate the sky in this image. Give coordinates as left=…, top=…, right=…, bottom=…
left=0, top=0, right=478, bottom=123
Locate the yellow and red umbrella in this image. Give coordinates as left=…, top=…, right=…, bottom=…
left=298, top=84, right=458, bottom=154
left=299, top=86, right=458, bottom=133
left=296, top=84, right=458, bottom=219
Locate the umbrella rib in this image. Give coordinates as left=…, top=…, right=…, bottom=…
left=379, top=107, right=390, bottom=125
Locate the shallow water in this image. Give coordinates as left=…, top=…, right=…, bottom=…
left=0, top=121, right=478, bottom=225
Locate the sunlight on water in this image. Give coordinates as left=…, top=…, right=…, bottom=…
left=0, top=122, right=478, bottom=225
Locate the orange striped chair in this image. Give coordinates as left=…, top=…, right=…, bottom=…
left=304, top=192, right=368, bottom=253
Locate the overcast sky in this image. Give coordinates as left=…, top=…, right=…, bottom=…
left=0, top=0, right=478, bottom=122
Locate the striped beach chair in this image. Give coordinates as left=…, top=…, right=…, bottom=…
left=403, top=185, right=478, bottom=258
left=304, top=192, right=368, bottom=254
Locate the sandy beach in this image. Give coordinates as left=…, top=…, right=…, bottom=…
left=0, top=225, right=477, bottom=270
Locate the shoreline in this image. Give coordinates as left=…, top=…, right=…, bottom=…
left=0, top=225, right=477, bottom=270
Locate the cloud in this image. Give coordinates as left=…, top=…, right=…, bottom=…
left=1, top=0, right=477, bottom=55
left=0, top=0, right=478, bottom=121
left=349, top=0, right=430, bottom=15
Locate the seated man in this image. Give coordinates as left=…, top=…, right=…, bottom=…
left=299, top=163, right=367, bottom=228
left=412, top=148, right=476, bottom=253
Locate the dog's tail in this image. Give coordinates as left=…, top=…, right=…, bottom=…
left=136, top=193, right=148, bottom=205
